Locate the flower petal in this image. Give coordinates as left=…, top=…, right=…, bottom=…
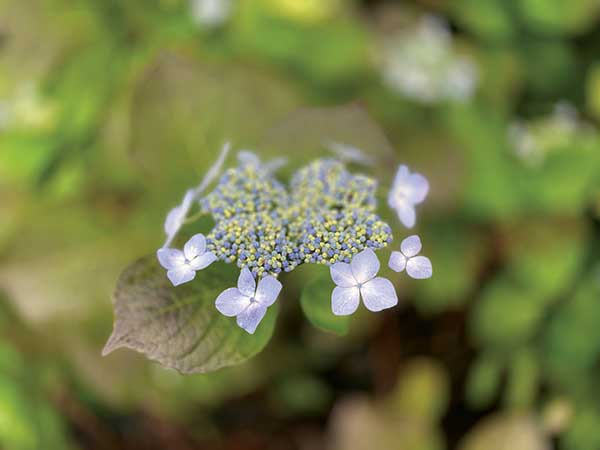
left=236, top=302, right=268, bottom=334
left=392, top=165, right=410, bottom=188
left=197, top=142, right=230, bottom=193
left=255, top=275, right=282, bottom=307
left=350, top=248, right=380, bottom=284
left=330, top=262, right=357, bottom=287
left=164, top=189, right=196, bottom=243
left=184, top=234, right=207, bottom=260
left=166, top=265, right=196, bottom=286
left=188, top=252, right=217, bottom=270
left=264, top=157, right=288, bottom=173
left=360, top=277, right=398, bottom=312
left=395, top=202, right=416, bottom=229
left=401, top=235, right=422, bottom=258
left=331, top=286, right=360, bottom=316
left=157, top=248, right=185, bottom=270
left=388, top=251, right=407, bottom=273
left=237, top=267, right=256, bottom=297
left=406, top=256, right=433, bottom=279
left=327, top=141, right=375, bottom=166
left=181, top=188, right=196, bottom=210
left=406, top=173, right=429, bottom=204
left=164, top=206, right=183, bottom=237
left=215, top=288, right=250, bottom=317
left=237, top=150, right=261, bottom=167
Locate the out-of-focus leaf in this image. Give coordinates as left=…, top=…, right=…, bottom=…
left=444, top=104, right=521, bottom=220
left=561, top=404, right=600, bottom=450
left=503, top=220, right=586, bottom=298
left=414, top=223, right=486, bottom=314
left=459, top=413, right=550, bottom=450
left=450, top=0, right=516, bottom=41
left=542, top=273, right=600, bottom=384
left=0, top=343, right=72, bottom=450
left=270, top=373, right=333, bottom=416
left=519, top=41, right=576, bottom=96
left=466, top=353, right=503, bottom=410
left=586, top=63, right=600, bottom=121
left=234, top=1, right=370, bottom=89
left=103, top=256, right=278, bottom=374
left=129, top=53, right=299, bottom=194
left=515, top=0, right=600, bottom=34
left=386, top=358, right=450, bottom=423
left=300, top=274, right=349, bottom=335
left=446, top=104, right=600, bottom=219
left=519, top=149, right=600, bottom=215
left=476, top=49, right=521, bottom=112
left=471, top=278, right=546, bottom=349
left=261, top=104, right=397, bottom=180
left=504, top=347, right=539, bottom=410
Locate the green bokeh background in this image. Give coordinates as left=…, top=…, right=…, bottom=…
left=2, top=0, right=600, bottom=448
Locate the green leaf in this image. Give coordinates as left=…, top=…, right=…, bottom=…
left=471, top=278, right=546, bottom=349
left=466, top=353, right=503, bottom=410
left=459, top=413, right=550, bottom=450
left=515, top=0, right=600, bottom=34
left=504, top=347, right=539, bottom=410
left=451, top=0, right=517, bottom=42
left=103, top=256, right=278, bottom=374
left=586, top=63, right=600, bottom=121
left=0, top=343, right=73, bottom=450
left=542, top=274, right=600, bottom=383
left=300, top=275, right=349, bottom=335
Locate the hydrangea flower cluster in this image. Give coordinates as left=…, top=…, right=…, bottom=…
left=158, top=146, right=433, bottom=333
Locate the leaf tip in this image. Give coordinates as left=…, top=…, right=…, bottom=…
left=101, top=330, right=124, bottom=356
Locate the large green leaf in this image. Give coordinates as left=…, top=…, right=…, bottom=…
left=103, top=256, right=278, bottom=374
left=470, top=278, right=546, bottom=349
left=0, top=343, right=73, bottom=450
left=300, top=275, right=349, bottom=336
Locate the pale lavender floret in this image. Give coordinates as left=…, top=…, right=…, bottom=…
left=330, top=248, right=398, bottom=316
left=157, top=233, right=217, bottom=286
left=164, top=189, right=196, bottom=247
left=237, top=150, right=287, bottom=174
left=162, top=142, right=230, bottom=247
left=388, top=234, right=432, bottom=279
left=388, top=165, right=429, bottom=228
left=326, top=141, right=375, bottom=166
left=215, top=267, right=282, bottom=334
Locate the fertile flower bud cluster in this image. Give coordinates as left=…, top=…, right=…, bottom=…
left=157, top=145, right=432, bottom=334
left=201, top=157, right=392, bottom=278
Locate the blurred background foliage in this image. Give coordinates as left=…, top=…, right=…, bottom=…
left=2, top=0, right=600, bottom=448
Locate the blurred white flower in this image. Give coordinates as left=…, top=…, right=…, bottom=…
left=215, top=267, right=282, bottom=334
left=508, top=102, right=593, bottom=167
left=330, top=248, right=398, bottom=315
left=381, top=15, right=478, bottom=103
left=157, top=234, right=217, bottom=286
left=388, top=165, right=429, bottom=228
left=388, top=235, right=432, bottom=279
left=190, top=0, right=232, bottom=27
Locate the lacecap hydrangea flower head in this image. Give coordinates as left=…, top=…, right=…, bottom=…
left=157, top=144, right=432, bottom=334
